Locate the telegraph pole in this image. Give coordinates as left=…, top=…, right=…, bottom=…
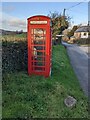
left=63, top=8, right=66, bottom=17
left=62, top=8, right=66, bottom=29
left=88, top=21, right=90, bottom=26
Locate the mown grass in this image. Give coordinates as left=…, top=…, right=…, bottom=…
left=2, top=45, right=88, bottom=118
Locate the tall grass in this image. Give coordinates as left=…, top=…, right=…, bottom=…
left=2, top=44, right=88, bottom=118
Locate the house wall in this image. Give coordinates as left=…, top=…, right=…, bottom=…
left=74, top=32, right=89, bottom=39
left=74, top=32, right=81, bottom=39
left=81, top=32, right=88, bottom=38
left=62, top=29, right=70, bottom=41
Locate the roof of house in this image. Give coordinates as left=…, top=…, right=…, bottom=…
left=75, top=26, right=90, bottom=33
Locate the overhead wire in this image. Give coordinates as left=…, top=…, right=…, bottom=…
left=65, top=0, right=88, bottom=11
left=63, top=0, right=88, bottom=26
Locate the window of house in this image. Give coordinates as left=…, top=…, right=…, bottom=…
left=88, top=32, right=90, bottom=35
left=83, top=33, right=86, bottom=36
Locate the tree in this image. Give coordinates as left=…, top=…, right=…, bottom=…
left=67, top=26, right=78, bottom=38
left=48, top=11, right=70, bottom=40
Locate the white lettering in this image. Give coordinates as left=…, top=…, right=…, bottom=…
left=30, top=21, right=47, bottom=24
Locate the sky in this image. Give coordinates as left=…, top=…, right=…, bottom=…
left=1, top=1, right=89, bottom=31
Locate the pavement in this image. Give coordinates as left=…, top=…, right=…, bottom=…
left=62, top=41, right=89, bottom=96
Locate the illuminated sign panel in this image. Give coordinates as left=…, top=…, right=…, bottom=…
left=30, top=21, right=47, bottom=24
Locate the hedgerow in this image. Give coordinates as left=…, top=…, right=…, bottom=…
left=2, top=40, right=28, bottom=73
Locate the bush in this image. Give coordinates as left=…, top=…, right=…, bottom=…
left=2, top=40, right=28, bottom=73
left=76, top=38, right=90, bottom=45
left=67, top=26, right=78, bottom=39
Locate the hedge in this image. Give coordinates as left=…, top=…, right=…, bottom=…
left=2, top=40, right=28, bottom=73
left=76, top=38, right=90, bottom=45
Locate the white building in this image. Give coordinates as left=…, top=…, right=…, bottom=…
left=74, top=26, right=90, bottom=39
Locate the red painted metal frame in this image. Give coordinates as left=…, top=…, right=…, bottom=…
left=27, top=15, right=52, bottom=77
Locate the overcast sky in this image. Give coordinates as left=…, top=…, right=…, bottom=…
left=1, top=1, right=89, bottom=31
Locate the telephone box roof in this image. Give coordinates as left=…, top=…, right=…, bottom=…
left=27, top=15, right=50, bottom=20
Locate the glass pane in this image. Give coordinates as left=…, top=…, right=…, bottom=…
left=32, top=56, right=45, bottom=61
left=33, top=62, right=45, bottom=66
left=37, top=52, right=45, bottom=56
left=34, top=28, right=45, bottom=34
left=34, top=67, right=45, bottom=71
left=33, top=29, right=46, bottom=41
left=31, top=46, right=45, bottom=50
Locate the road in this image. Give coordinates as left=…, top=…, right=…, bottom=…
left=62, top=41, right=88, bottom=96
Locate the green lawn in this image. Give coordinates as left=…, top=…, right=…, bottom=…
left=2, top=45, right=88, bottom=118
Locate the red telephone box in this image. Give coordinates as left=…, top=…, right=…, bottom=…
left=27, top=15, right=52, bottom=77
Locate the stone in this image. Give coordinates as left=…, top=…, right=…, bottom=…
left=64, top=96, right=77, bottom=108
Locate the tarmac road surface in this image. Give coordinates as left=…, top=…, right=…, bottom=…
left=62, top=41, right=89, bottom=96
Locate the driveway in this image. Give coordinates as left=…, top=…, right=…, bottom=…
left=62, top=41, right=88, bottom=96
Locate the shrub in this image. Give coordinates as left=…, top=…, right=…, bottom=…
left=2, top=40, right=28, bottom=73
left=76, top=38, right=90, bottom=45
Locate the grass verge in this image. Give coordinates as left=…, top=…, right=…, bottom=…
left=2, top=45, right=88, bottom=118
